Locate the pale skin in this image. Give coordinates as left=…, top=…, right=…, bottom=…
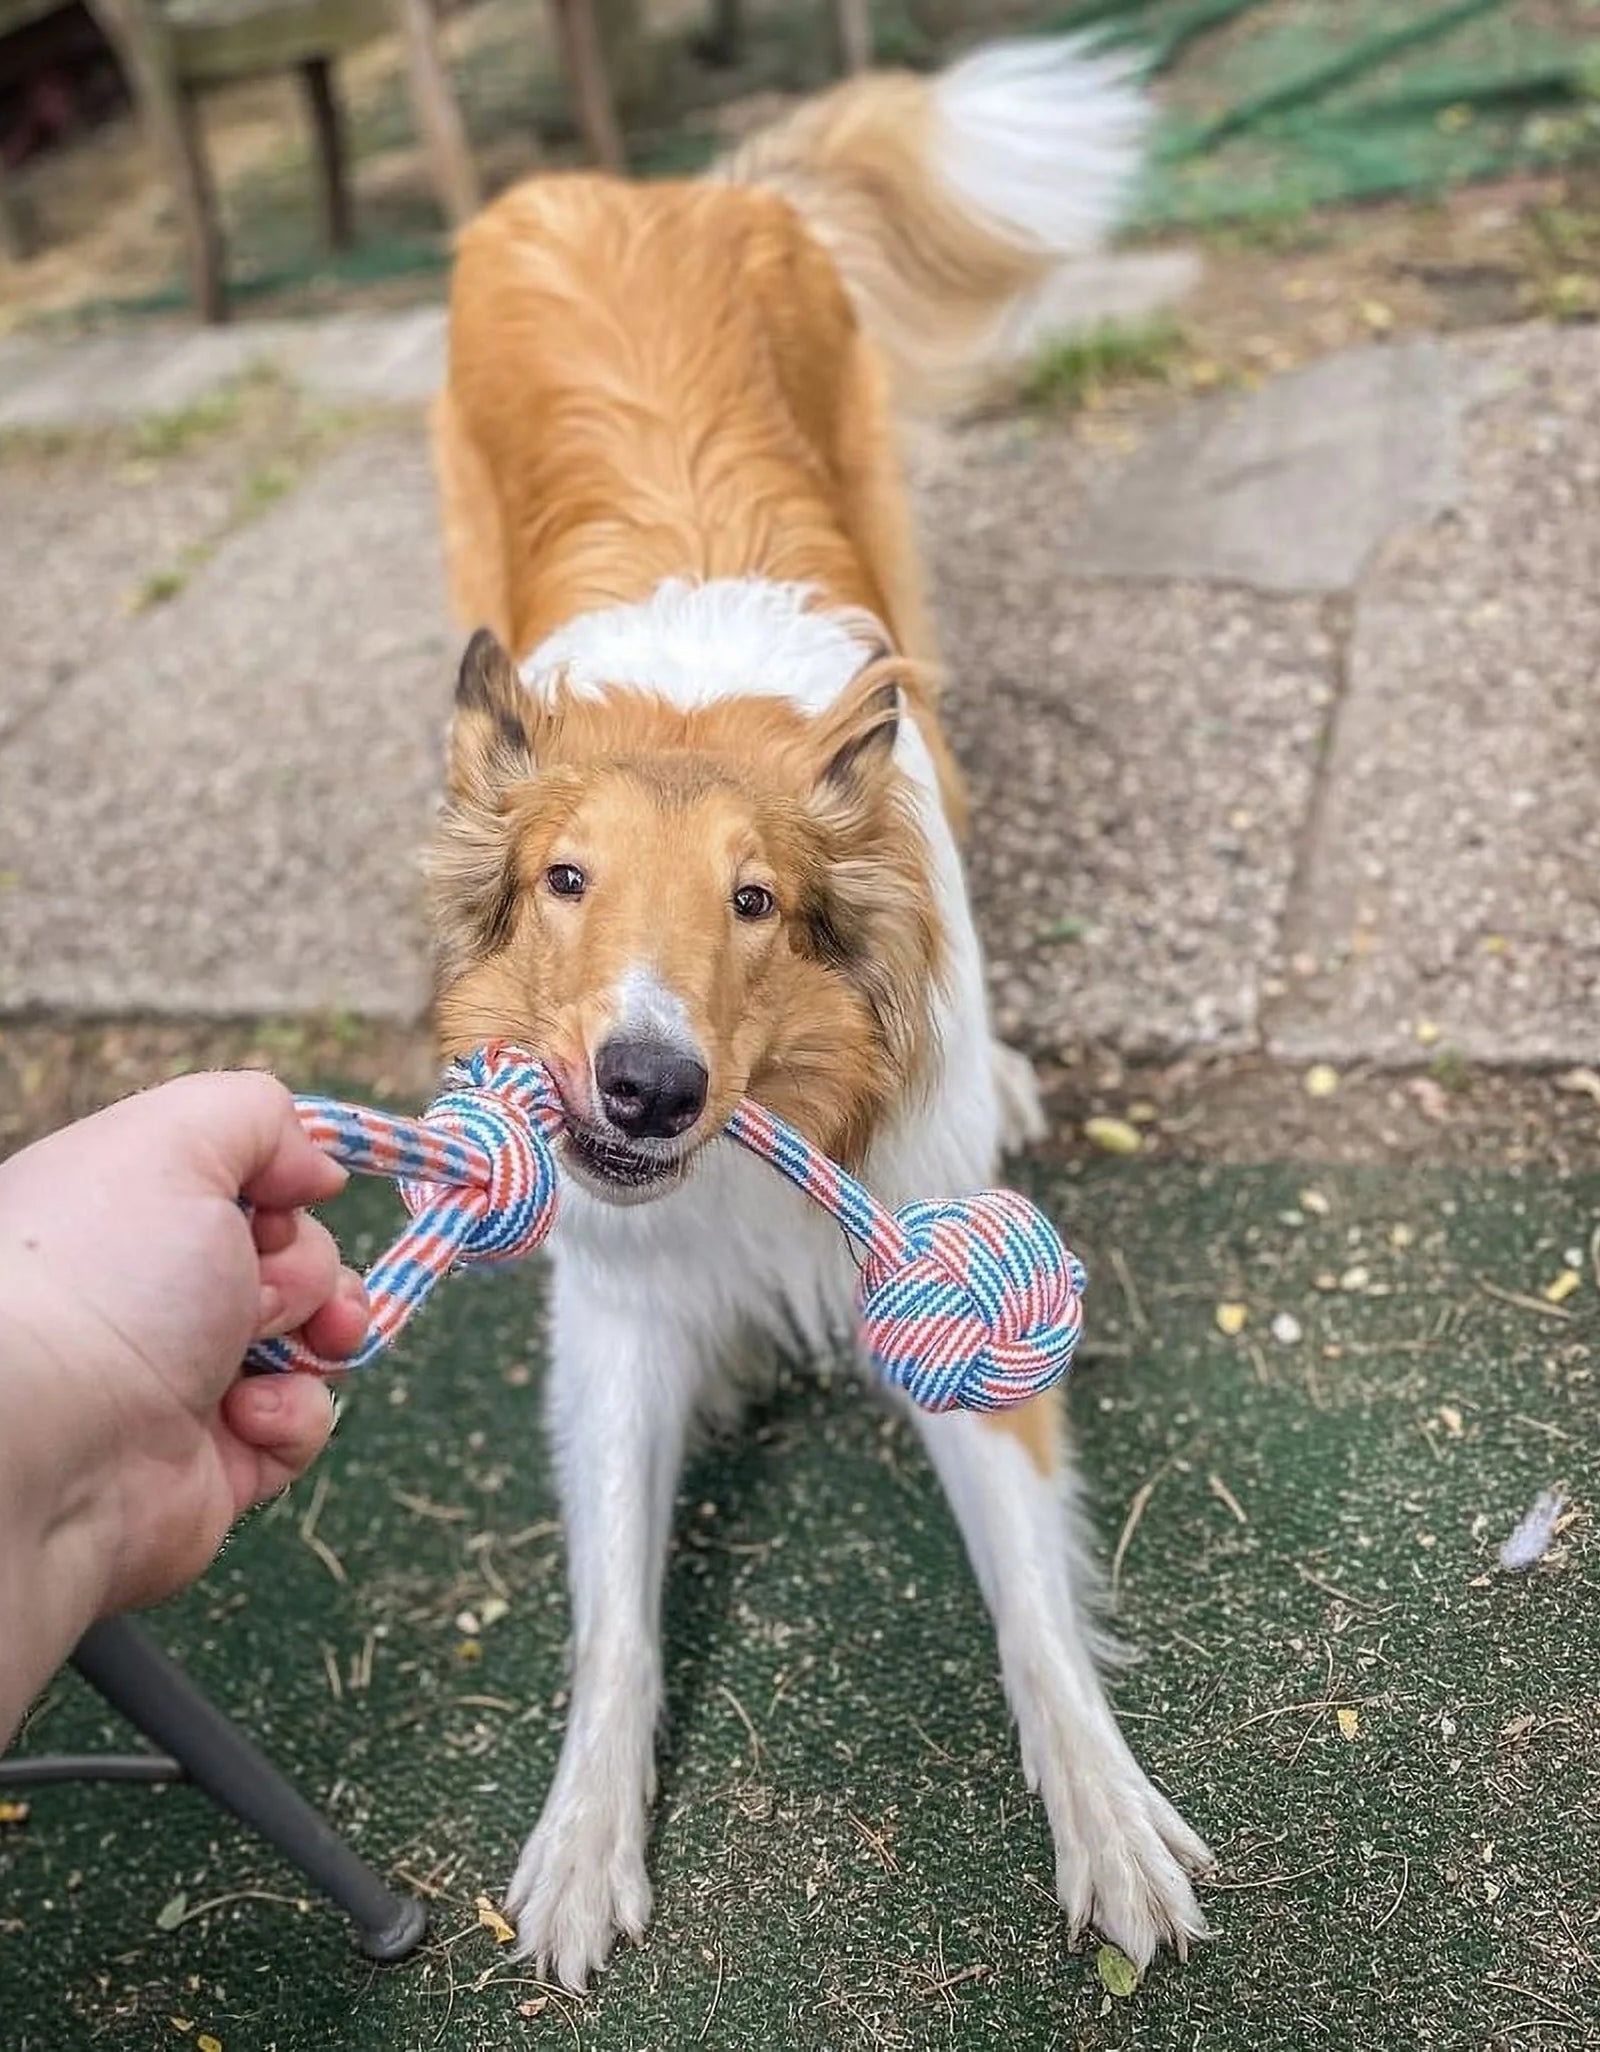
left=0, top=1072, right=369, bottom=1749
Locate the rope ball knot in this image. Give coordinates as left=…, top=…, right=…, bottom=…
left=857, top=1190, right=1087, bottom=1412
left=399, top=1050, right=561, bottom=1265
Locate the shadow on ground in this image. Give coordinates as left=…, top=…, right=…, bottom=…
left=4, top=1162, right=1597, bottom=2048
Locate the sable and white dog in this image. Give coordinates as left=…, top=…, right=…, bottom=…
left=426, top=34, right=1210, bottom=1990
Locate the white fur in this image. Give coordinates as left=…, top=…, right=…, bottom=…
left=932, top=34, right=1152, bottom=260
left=504, top=576, right=1209, bottom=1989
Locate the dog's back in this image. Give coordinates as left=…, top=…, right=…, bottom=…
left=438, top=176, right=916, bottom=658
left=435, top=35, right=1149, bottom=661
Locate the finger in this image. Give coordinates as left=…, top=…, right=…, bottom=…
left=222, top=1373, right=337, bottom=1501
left=300, top=1268, right=371, bottom=1361
left=255, top=1211, right=344, bottom=1337
left=151, top=1071, right=350, bottom=1210
left=251, top=1206, right=299, bottom=1257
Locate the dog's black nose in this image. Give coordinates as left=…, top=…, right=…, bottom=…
left=595, top=1038, right=709, bottom=1140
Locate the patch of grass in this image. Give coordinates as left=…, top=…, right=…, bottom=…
left=1022, top=317, right=1188, bottom=410
left=127, top=364, right=283, bottom=461
left=126, top=562, right=194, bottom=613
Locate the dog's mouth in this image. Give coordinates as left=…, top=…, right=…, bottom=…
left=558, top=1120, right=690, bottom=1202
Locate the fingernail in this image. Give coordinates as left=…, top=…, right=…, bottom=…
left=336, top=1269, right=368, bottom=1308
left=257, top=1282, right=285, bottom=1332
left=248, top=1377, right=286, bottom=1417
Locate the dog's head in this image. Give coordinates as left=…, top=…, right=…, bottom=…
left=427, top=630, right=941, bottom=1201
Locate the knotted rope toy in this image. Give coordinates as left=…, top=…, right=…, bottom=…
left=247, top=1042, right=1086, bottom=1413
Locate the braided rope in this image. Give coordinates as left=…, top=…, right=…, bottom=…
left=248, top=1041, right=1086, bottom=1412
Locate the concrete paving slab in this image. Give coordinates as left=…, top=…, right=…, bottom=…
left=915, top=417, right=1337, bottom=1055
left=0, top=429, right=451, bottom=1019
left=1062, top=340, right=1462, bottom=594
left=1269, top=324, right=1600, bottom=1066
left=0, top=324, right=296, bottom=431
left=287, top=307, right=448, bottom=407
left=0, top=307, right=447, bottom=432
left=0, top=450, right=236, bottom=742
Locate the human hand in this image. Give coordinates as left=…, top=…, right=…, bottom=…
left=0, top=1073, right=368, bottom=1655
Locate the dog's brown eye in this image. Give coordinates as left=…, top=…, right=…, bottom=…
left=546, top=863, right=587, bottom=899
left=732, top=883, right=776, bottom=921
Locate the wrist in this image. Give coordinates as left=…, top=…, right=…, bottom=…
left=0, top=1263, right=122, bottom=1747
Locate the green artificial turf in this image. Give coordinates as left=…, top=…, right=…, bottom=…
left=3, top=1163, right=1597, bottom=2050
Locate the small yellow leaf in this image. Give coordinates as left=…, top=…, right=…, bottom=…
left=197, top=2036, right=224, bottom=2052
left=455, top=1637, right=484, bottom=1664
left=1215, top=1302, right=1249, bottom=1337
left=1336, top=1707, right=1360, bottom=1741
left=0, top=1800, right=30, bottom=1827
left=1303, top=1064, right=1340, bottom=1099
left=1083, top=1116, right=1142, bottom=1157
left=476, top=1894, right=516, bottom=1945
left=1096, top=1942, right=1141, bottom=1997
left=1544, top=1269, right=1581, bottom=1304
left=1414, top=1019, right=1441, bottom=1046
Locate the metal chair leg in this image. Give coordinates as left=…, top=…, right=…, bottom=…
left=68, top=1617, right=426, bottom=1962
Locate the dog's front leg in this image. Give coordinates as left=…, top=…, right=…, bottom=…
left=910, top=1389, right=1213, bottom=1968
left=506, top=1258, right=703, bottom=1990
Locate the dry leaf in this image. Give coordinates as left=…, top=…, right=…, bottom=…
left=476, top=1894, right=516, bottom=1945
left=455, top=1638, right=484, bottom=1664
left=0, top=1801, right=30, bottom=1828
left=1556, top=1067, right=1600, bottom=1104
left=1084, top=1116, right=1142, bottom=1157
left=1406, top=1076, right=1453, bottom=1122
left=197, top=2037, right=223, bottom=2052
left=479, top=1595, right=510, bottom=1630
left=155, top=1892, right=188, bottom=1932
left=1214, top=1302, right=1249, bottom=1337
left=517, top=1998, right=550, bottom=2018
left=1336, top=1707, right=1360, bottom=1741
left=168, top=2022, right=193, bottom=2036
left=1544, top=1270, right=1581, bottom=1304
left=1299, top=1187, right=1332, bottom=1216
left=1438, top=1405, right=1464, bottom=1438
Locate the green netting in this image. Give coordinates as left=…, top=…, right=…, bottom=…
left=1111, top=0, right=1600, bottom=226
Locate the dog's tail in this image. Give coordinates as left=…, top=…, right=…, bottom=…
left=712, top=35, right=1151, bottom=413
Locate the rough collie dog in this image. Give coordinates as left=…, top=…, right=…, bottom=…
left=427, top=34, right=1211, bottom=1990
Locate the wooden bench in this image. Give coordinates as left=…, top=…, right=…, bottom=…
left=87, top=0, right=480, bottom=319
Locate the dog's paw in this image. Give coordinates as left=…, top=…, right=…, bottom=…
left=992, top=1039, right=1048, bottom=1152
left=506, top=1793, right=653, bottom=1993
left=1044, top=1754, right=1212, bottom=1968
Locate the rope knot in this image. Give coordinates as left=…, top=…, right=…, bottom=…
left=857, top=1190, right=1087, bottom=1412
left=399, top=1044, right=561, bottom=1265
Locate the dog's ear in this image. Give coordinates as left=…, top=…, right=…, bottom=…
left=797, top=655, right=935, bottom=1079
left=448, top=628, right=535, bottom=803
left=430, top=631, right=541, bottom=979
left=814, top=659, right=902, bottom=790
left=809, top=656, right=904, bottom=799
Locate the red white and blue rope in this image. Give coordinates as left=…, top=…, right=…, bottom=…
left=248, top=1041, right=1086, bottom=1412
